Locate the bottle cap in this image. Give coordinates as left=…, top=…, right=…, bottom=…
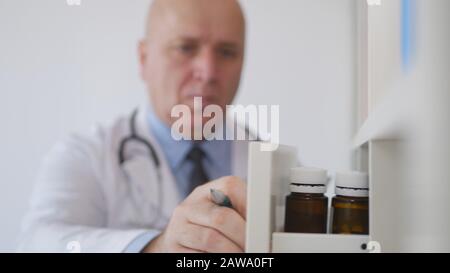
left=335, top=171, right=369, bottom=197
left=290, top=167, right=328, bottom=194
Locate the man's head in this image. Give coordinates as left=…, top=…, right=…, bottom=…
left=139, top=0, right=246, bottom=130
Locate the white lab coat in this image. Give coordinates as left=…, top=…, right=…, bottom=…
left=17, top=106, right=250, bottom=253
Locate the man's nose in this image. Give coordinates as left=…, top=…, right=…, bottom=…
left=193, top=49, right=219, bottom=83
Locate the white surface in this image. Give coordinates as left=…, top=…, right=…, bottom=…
left=352, top=83, right=414, bottom=148
left=272, top=232, right=369, bottom=253
left=0, top=0, right=356, bottom=251
left=369, top=140, right=405, bottom=251
left=290, top=167, right=327, bottom=184
left=358, top=0, right=450, bottom=252
left=246, top=142, right=298, bottom=253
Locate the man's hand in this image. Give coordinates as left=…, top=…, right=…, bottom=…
left=143, top=176, right=247, bottom=253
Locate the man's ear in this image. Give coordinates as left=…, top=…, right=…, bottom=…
left=138, top=40, right=148, bottom=81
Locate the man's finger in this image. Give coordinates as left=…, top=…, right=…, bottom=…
left=177, top=223, right=243, bottom=253
left=172, top=245, right=205, bottom=253
left=185, top=176, right=247, bottom=219
left=184, top=202, right=246, bottom=250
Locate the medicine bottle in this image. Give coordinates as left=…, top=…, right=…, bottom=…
left=331, top=171, right=369, bottom=235
left=284, top=167, right=328, bottom=233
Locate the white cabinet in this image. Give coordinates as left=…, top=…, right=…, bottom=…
left=245, top=142, right=370, bottom=253
left=245, top=0, right=450, bottom=253
left=355, top=0, right=450, bottom=252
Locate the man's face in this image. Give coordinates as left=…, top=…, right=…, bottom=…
left=139, top=0, right=245, bottom=128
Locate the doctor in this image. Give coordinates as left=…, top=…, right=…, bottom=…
left=18, top=0, right=250, bottom=253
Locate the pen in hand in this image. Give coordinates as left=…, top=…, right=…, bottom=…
left=210, top=188, right=233, bottom=208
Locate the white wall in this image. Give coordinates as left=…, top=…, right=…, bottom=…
left=239, top=0, right=355, bottom=168
left=0, top=0, right=356, bottom=251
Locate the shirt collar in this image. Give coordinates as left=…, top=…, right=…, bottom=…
left=147, top=108, right=231, bottom=170
left=147, top=108, right=192, bottom=170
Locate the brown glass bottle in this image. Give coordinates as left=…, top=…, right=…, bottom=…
left=331, top=171, right=369, bottom=235
left=284, top=167, right=329, bottom=234
left=331, top=195, right=368, bottom=234
left=285, top=191, right=328, bottom=233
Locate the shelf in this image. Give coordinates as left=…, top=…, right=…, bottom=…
left=246, top=142, right=298, bottom=253
left=246, top=142, right=372, bottom=253
left=272, top=233, right=369, bottom=253
left=352, top=82, right=416, bottom=148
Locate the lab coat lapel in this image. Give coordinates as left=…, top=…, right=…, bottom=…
left=134, top=106, right=182, bottom=217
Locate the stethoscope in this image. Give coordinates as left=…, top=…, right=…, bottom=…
left=118, top=109, right=165, bottom=227
left=118, top=109, right=160, bottom=168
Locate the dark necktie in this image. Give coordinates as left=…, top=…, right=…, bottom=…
left=186, top=145, right=210, bottom=194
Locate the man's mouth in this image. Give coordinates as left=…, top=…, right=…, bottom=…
left=184, top=94, right=216, bottom=106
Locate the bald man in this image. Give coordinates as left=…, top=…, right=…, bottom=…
left=18, top=0, right=250, bottom=253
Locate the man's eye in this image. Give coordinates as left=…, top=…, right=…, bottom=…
left=219, top=48, right=237, bottom=59
left=177, top=44, right=196, bottom=55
